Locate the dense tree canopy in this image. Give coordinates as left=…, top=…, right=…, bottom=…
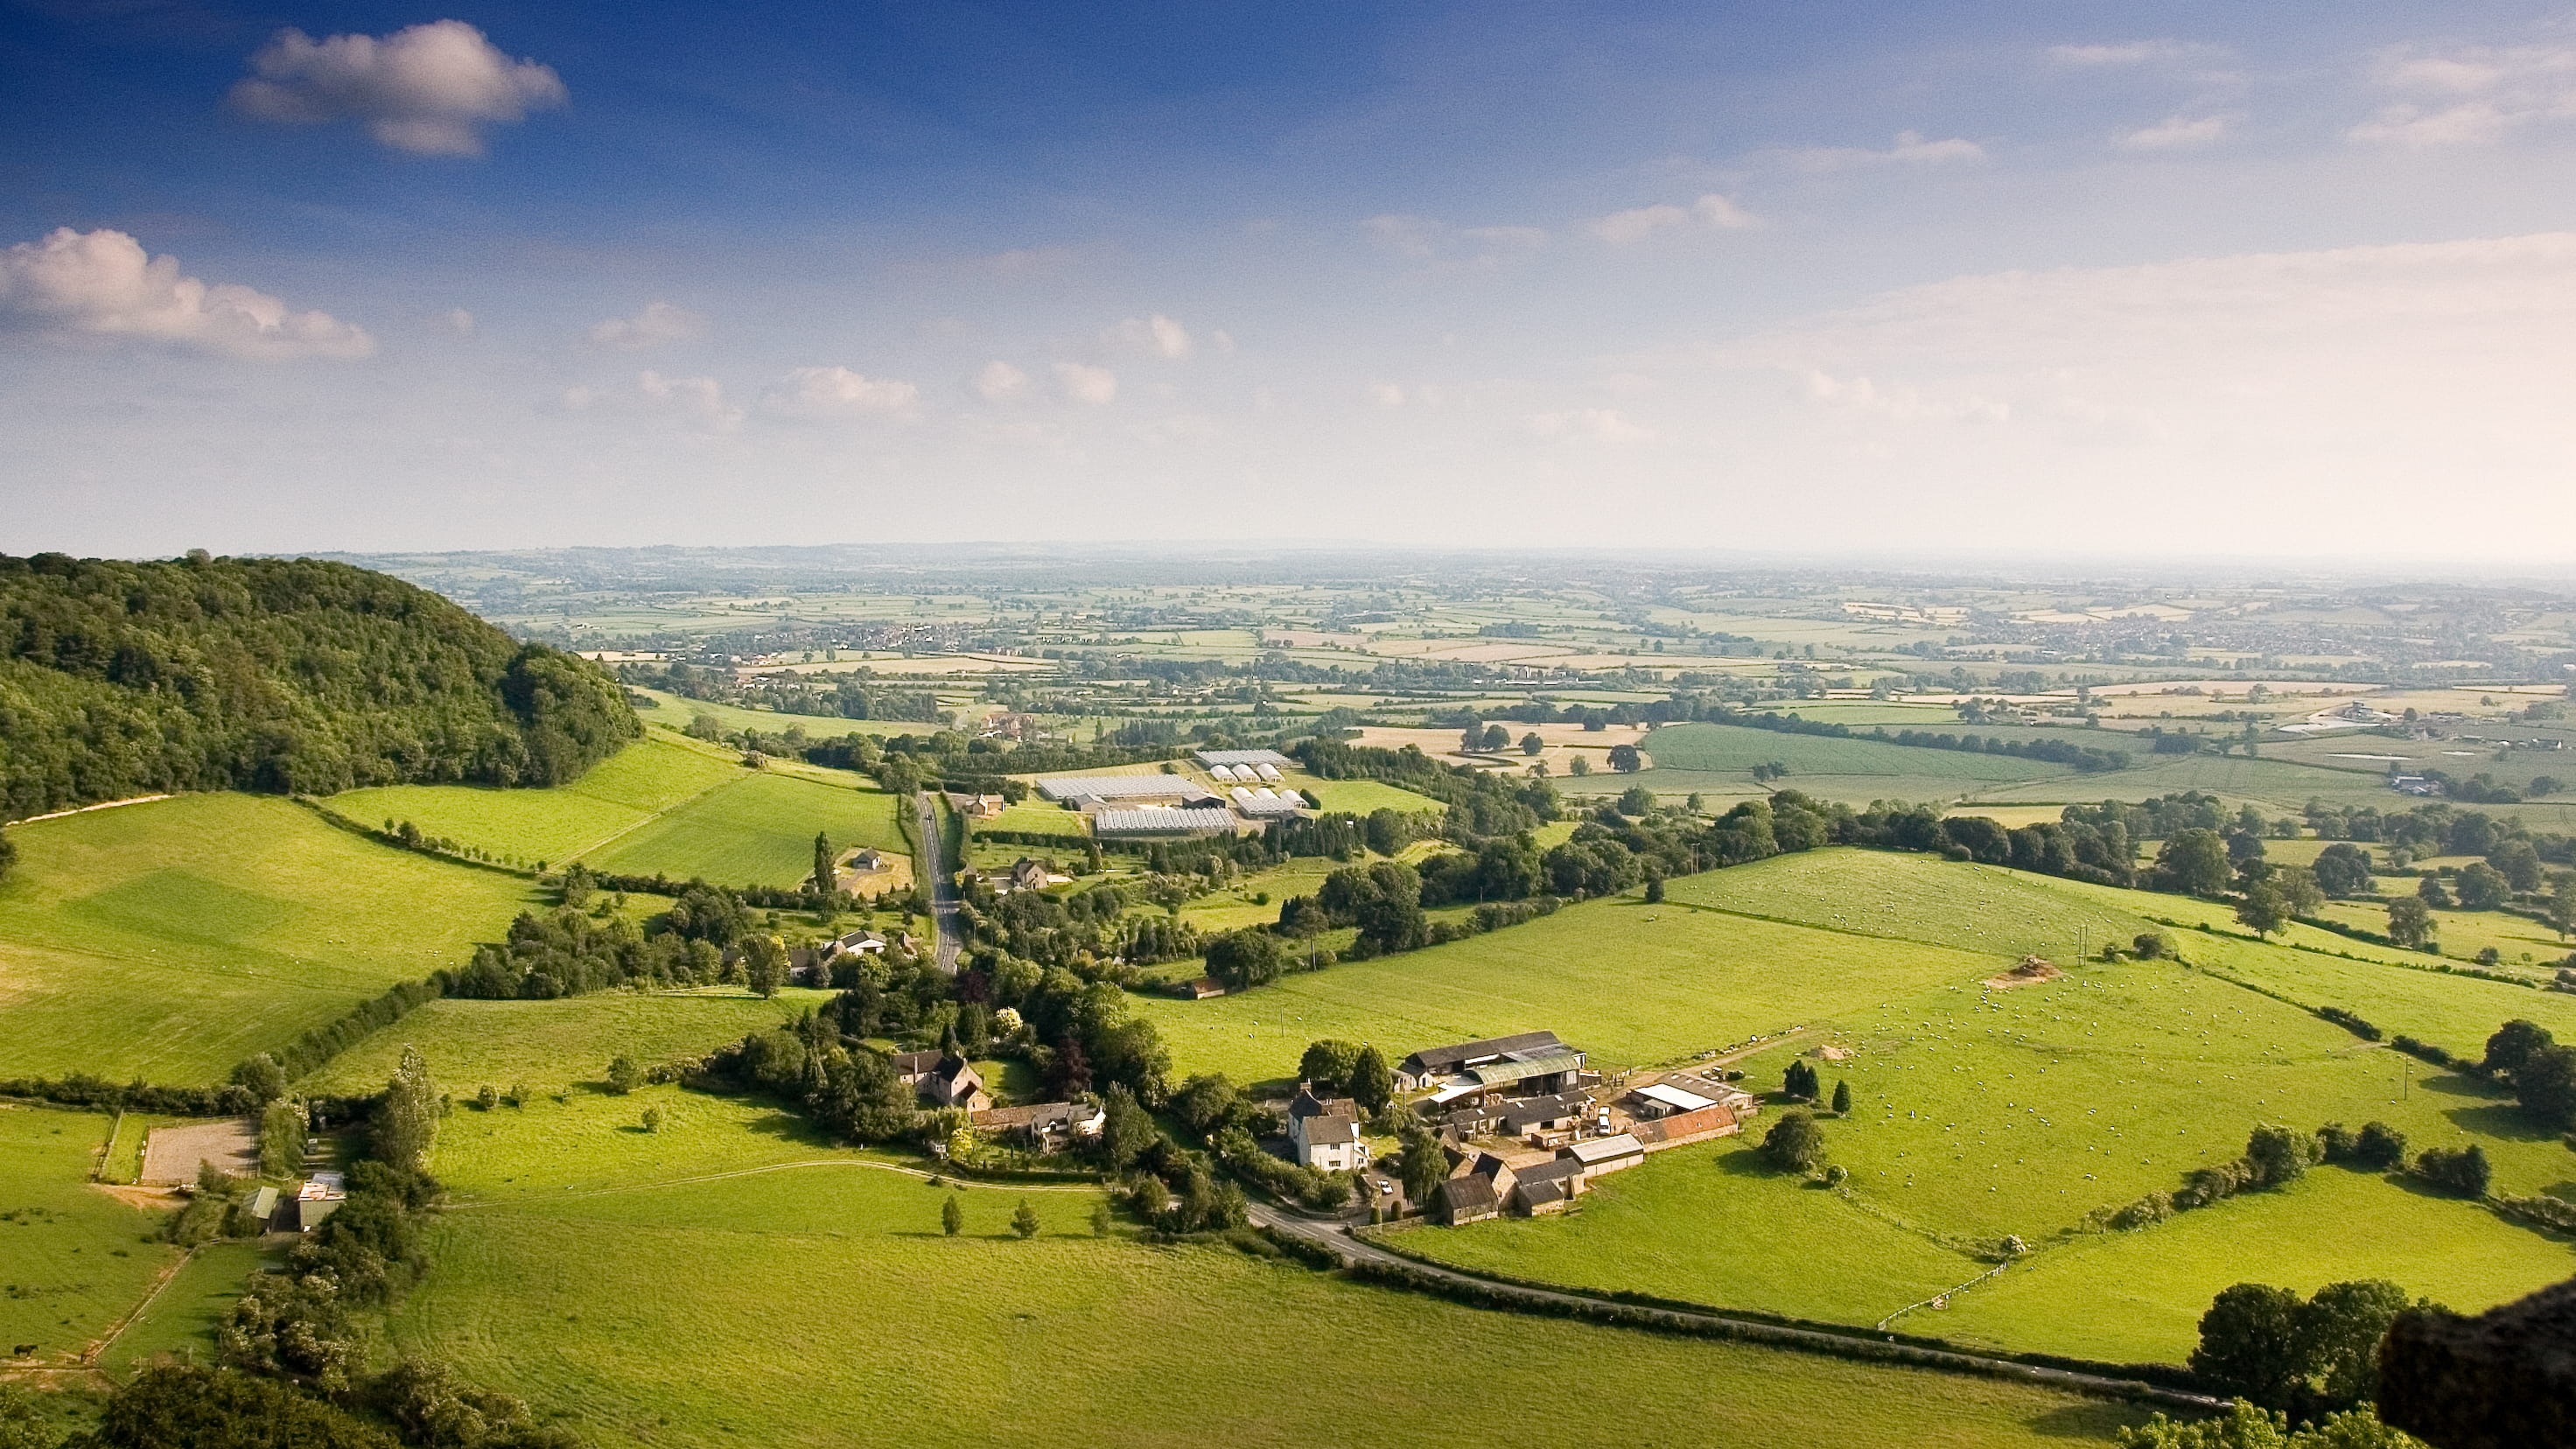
left=0, top=552, right=637, bottom=820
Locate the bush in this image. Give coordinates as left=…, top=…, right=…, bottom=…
left=2413, top=1144, right=2491, bottom=1198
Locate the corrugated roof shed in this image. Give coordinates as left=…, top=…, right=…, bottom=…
left=1192, top=748, right=1293, bottom=767
left=1091, top=808, right=1240, bottom=834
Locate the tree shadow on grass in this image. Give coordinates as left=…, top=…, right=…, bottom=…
left=2445, top=1102, right=2558, bottom=1143
left=1713, top=1147, right=1788, bottom=1180
left=2027, top=1401, right=2155, bottom=1440
left=2418, top=1072, right=2508, bottom=1101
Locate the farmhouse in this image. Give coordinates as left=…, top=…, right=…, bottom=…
left=1396, top=1031, right=1581, bottom=1093
left=889, top=1049, right=943, bottom=1084
left=824, top=929, right=890, bottom=957
left=988, top=857, right=1064, bottom=893
left=920, top=1056, right=990, bottom=1112
left=1285, top=1087, right=1371, bottom=1172
left=847, top=848, right=889, bottom=873
left=946, top=791, right=1008, bottom=820
left=970, top=1101, right=1105, bottom=1154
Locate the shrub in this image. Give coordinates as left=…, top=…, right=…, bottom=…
left=2413, top=1144, right=2491, bottom=1198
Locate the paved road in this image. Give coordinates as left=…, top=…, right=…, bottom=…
left=913, top=791, right=962, bottom=973
left=1244, top=1200, right=2223, bottom=1413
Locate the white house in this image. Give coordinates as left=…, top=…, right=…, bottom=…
left=1285, top=1087, right=1371, bottom=1172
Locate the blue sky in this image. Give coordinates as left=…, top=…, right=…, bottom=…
left=6, top=1, right=2576, bottom=557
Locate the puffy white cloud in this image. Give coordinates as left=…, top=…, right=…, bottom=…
left=1529, top=408, right=1652, bottom=443
left=1589, top=193, right=1757, bottom=244
left=1054, top=361, right=1117, bottom=404
left=442, top=307, right=475, bottom=336
left=1788, top=130, right=1986, bottom=172
left=635, top=370, right=741, bottom=430
left=0, top=227, right=373, bottom=360
left=1107, top=313, right=1193, bottom=359
left=228, top=19, right=566, bottom=157
left=587, top=301, right=705, bottom=350
left=1369, top=382, right=1406, bottom=408
left=760, top=366, right=920, bottom=420
left=2349, top=43, right=2576, bottom=148
left=2120, top=114, right=2232, bottom=150
left=973, top=360, right=1030, bottom=402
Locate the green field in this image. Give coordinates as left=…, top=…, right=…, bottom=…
left=386, top=1106, right=2140, bottom=1448
left=1286, top=773, right=1448, bottom=816
left=333, top=734, right=909, bottom=889
left=1934, top=1168, right=2576, bottom=1363
left=1964, top=754, right=2400, bottom=810
left=298, top=990, right=836, bottom=1096
left=627, top=687, right=942, bottom=737
left=1136, top=878, right=2008, bottom=1087
left=1405, top=1138, right=1983, bottom=1325
left=333, top=735, right=746, bottom=865
left=0, top=794, right=551, bottom=1082
left=1388, top=849, right=2576, bottom=1361
left=589, top=770, right=906, bottom=886
left=0, top=1103, right=180, bottom=1368
left=1642, top=724, right=2077, bottom=784
left=97, top=1239, right=270, bottom=1376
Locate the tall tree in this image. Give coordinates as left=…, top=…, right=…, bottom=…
left=810, top=831, right=835, bottom=897
left=1345, top=1045, right=1392, bottom=1116
left=377, top=1046, right=439, bottom=1174
left=2384, top=897, right=2432, bottom=948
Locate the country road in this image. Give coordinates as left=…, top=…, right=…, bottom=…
left=914, top=791, right=962, bottom=973
left=1242, top=1200, right=2223, bottom=1414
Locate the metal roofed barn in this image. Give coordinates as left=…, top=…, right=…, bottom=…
left=1090, top=807, right=1242, bottom=836
left=1191, top=748, right=1294, bottom=768
left=1037, top=774, right=1220, bottom=802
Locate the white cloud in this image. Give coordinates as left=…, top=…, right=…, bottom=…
left=1788, top=130, right=1987, bottom=172
left=0, top=227, right=373, bottom=360
left=1529, top=408, right=1653, bottom=443
left=1107, top=313, right=1194, bottom=359
left=635, top=370, right=741, bottom=430
left=973, top=360, right=1030, bottom=402
left=442, top=307, right=475, bottom=336
left=2350, top=43, right=2576, bottom=148
left=1369, top=382, right=1406, bottom=408
left=587, top=301, right=705, bottom=350
left=1362, top=214, right=1549, bottom=266
left=1054, top=361, right=1117, bottom=405
left=760, top=366, right=920, bottom=421
left=1589, top=193, right=1757, bottom=244
left=1802, top=370, right=2010, bottom=424
left=2120, top=114, right=2232, bottom=150
left=2048, top=39, right=2206, bottom=66
left=228, top=19, right=565, bottom=157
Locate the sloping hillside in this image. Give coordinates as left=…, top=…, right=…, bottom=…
left=0, top=551, right=637, bottom=819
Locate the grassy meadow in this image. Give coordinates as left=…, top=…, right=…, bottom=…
left=298, top=989, right=835, bottom=1096
left=626, top=687, right=942, bottom=737
left=0, top=794, right=550, bottom=1082
left=0, top=1103, right=180, bottom=1368
left=386, top=1107, right=2143, bottom=1449
left=1392, top=849, right=2576, bottom=1362
left=588, top=769, right=906, bottom=886
left=334, top=733, right=910, bottom=889
left=1137, top=880, right=2008, bottom=1087
left=97, top=1239, right=269, bottom=1376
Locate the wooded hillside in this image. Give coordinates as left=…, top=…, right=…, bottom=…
left=0, top=552, right=638, bottom=820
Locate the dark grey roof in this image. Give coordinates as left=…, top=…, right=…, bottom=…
left=1437, top=1176, right=1500, bottom=1211
left=1515, top=1157, right=1586, bottom=1186
left=889, top=1049, right=942, bottom=1074
left=1499, top=1092, right=1589, bottom=1132
left=1511, top=1179, right=1570, bottom=1208
left=1399, top=1031, right=1565, bottom=1074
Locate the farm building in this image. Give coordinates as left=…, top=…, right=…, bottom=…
left=1228, top=786, right=1306, bottom=817
left=1506, top=1158, right=1587, bottom=1215
left=1091, top=807, right=1246, bottom=837
left=296, top=1172, right=348, bottom=1232
left=1498, top=1092, right=1590, bottom=1138
left=1559, top=1132, right=1646, bottom=1177
left=1286, top=1088, right=1371, bottom=1172
left=847, top=848, right=889, bottom=872
left=987, top=857, right=1064, bottom=893
left=970, top=1101, right=1105, bottom=1154
left=945, top=791, right=1007, bottom=820
left=1396, top=1031, right=1580, bottom=1092
left=1209, top=763, right=1241, bottom=782
left=1630, top=1103, right=1740, bottom=1149
left=920, top=1056, right=990, bottom=1112
left=1192, top=748, right=1294, bottom=770
left=1432, top=1175, right=1502, bottom=1226
left=1037, top=774, right=1221, bottom=807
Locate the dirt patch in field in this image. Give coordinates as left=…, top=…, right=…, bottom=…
left=139, top=1118, right=256, bottom=1186
left=1982, top=956, right=2063, bottom=990
left=88, top=1183, right=181, bottom=1211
